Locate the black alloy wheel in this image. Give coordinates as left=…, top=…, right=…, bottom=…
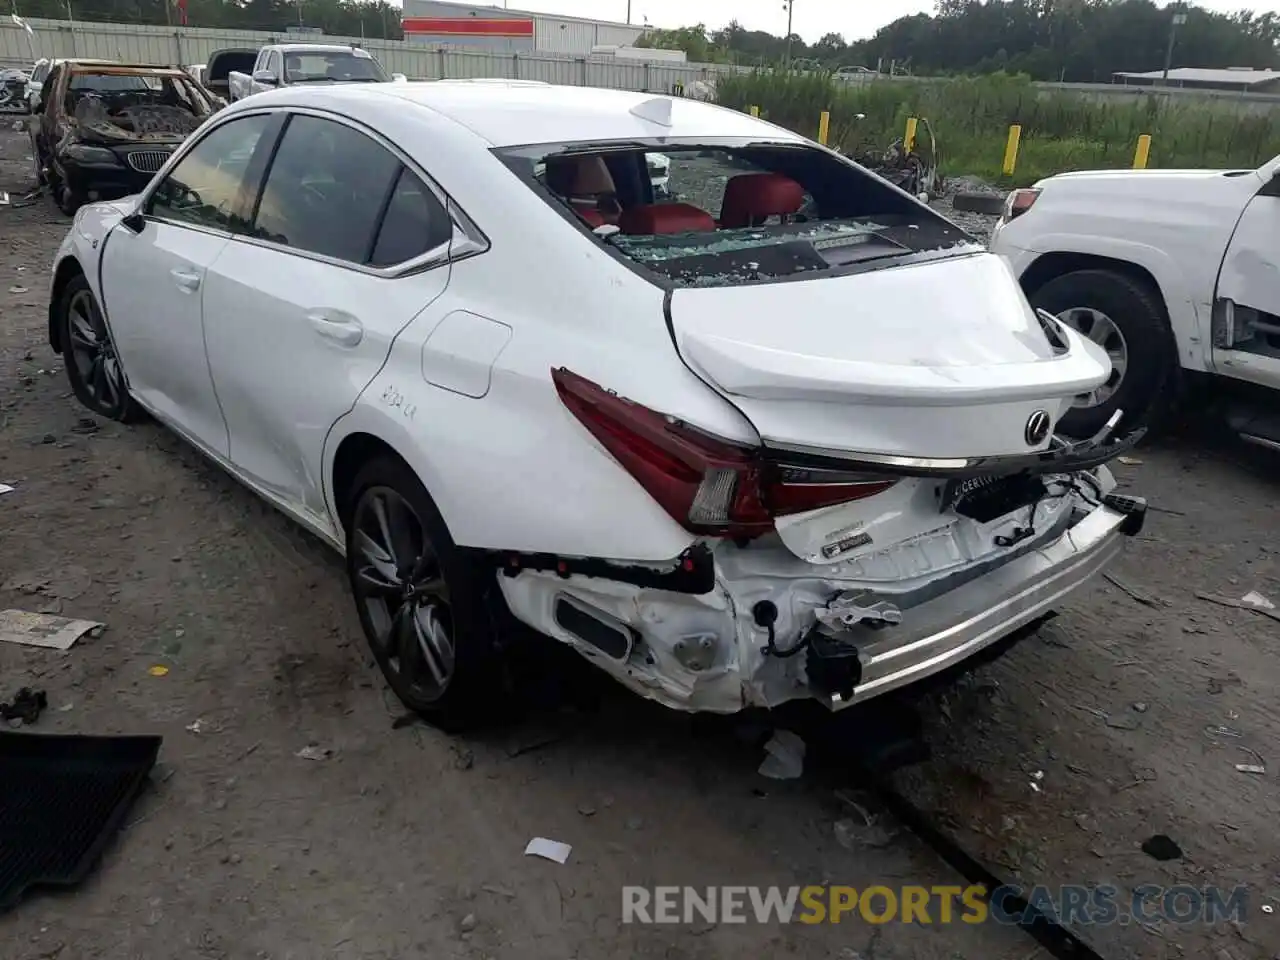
left=58, top=274, right=137, bottom=422
left=345, top=456, right=504, bottom=731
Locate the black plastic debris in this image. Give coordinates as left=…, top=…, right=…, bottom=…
left=0, top=731, right=162, bottom=912
left=0, top=688, right=46, bottom=726
left=1141, top=834, right=1183, bottom=861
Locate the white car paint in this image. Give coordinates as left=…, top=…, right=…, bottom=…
left=49, top=83, right=1142, bottom=715
left=990, top=164, right=1280, bottom=392
left=647, top=151, right=671, bottom=195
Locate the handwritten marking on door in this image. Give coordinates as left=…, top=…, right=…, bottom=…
left=379, top=385, right=417, bottom=421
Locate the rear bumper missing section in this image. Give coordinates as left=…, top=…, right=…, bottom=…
left=494, top=494, right=1143, bottom=715
left=829, top=500, right=1135, bottom=708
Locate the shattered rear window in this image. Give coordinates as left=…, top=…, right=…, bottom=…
left=499, top=139, right=979, bottom=288
left=613, top=220, right=920, bottom=287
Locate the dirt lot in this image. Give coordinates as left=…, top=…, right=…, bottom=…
left=1, top=123, right=1278, bottom=960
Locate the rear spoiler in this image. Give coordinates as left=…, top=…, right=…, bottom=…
left=767, top=411, right=1146, bottom=480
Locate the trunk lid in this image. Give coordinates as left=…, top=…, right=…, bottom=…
left=668, top=251, right=1110, bottom=461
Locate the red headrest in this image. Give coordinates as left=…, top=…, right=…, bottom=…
left=619, top=203, right=716, bottom=235
left=719, top=173, right=806, bottom=229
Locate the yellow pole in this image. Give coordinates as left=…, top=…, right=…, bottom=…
left=904, top=116, right=918, bottom=151
left=818, top=110, right=830, bottom=146
left=1002, top=124, right=1022, bottom=176
left=1134, top=134, right=1152, bottom=169
left=749, top=105, right=760, bottom=117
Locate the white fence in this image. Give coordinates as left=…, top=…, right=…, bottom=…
left=7, top=17, right=1280, bottom=108
left=0, top=17, right=735, bottom=93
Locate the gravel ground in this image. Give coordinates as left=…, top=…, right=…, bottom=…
left=2, top=126, right=1278, bottom=960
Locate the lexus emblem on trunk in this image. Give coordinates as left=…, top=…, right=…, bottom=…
left=1024, top=410, right=1052, bottom=446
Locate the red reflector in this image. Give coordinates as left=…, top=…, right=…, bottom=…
left=1004, top=187, right=1040, bottom=221
left=552, top=367, right=897, bottom=539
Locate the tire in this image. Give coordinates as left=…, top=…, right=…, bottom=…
left=57, top=183, right=85, bottom=216
left=57, top=273, right=140, bottom=423
left=952, top=191, right=1007, bottom=216
left=1028, top=268, right=1176, bottom=439
left=345, top=455, right=506, bottom=732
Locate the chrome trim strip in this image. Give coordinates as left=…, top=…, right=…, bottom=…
left=766, top=427, right=1144, bottom=478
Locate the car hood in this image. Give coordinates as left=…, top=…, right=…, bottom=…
left=1038, top=167, right=1264, bottom=197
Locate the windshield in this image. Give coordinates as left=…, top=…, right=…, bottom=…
left=282, top=51, right=387, bottom=83
left=500, top=139, right=978, bottom=288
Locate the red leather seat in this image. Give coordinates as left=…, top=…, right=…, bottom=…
left=719, top=173, right=806, bottom=229
left=618, top=203, right=716, bottom=235
left=577, top=207, right=606, bottom=227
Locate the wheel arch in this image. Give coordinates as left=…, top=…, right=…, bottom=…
left=330, top=431, right=418, bottom=536
left=48, top=255, right=86, bottom=354
left=1022, top=245, right=1219, bottom=364
left=1020, top=252, right=1166, bottom=314
left=1021, top=253, right=1190, bottom=428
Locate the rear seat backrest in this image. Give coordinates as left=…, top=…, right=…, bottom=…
left=719, top=173, right=806, bottom=229
left=618, top=203, right=716, bottom=235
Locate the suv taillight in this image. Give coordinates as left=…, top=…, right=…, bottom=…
left=1003, top=187, right=1040, bottom=222
left=552, top=367, right=896, bottom=539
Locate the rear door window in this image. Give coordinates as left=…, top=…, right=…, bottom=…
left=249, top=114, right=401, bottom=263
left=369, top=168, right=453, bottom=267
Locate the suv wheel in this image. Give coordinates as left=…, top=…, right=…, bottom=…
left=1030, top=268, right=1176, bottom=438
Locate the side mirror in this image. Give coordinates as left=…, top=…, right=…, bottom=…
left=391, top=72, right=407, bottom=82
left=252, top=69, right=278, bottom=86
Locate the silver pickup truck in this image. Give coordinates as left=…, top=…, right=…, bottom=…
left=227, top=43, right=404, bottom=101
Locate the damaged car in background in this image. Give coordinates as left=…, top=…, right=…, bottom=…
left=47, top=83, right=1147, bottom=731
left=31, top=61, right=214, bottom=215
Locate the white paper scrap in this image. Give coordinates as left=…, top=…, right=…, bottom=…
left=524, top=837, right=572, bottom=864
left=0, top=484, right=14, bottom=496
left=0, top=609, right=102, bottom=650
left=1241, top=590, right=1276, bottom=611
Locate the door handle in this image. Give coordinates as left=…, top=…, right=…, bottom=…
left=170, top=267, right=201, bottom=292
left=308, top=311, right=364, bottom=347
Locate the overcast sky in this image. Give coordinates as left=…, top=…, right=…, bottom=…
left=467, top=0, right=1280, bottom=42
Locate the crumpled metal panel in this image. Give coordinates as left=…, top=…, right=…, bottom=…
left=70, top=98, right=201, bottom=143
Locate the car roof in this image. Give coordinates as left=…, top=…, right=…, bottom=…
left=67, top=63, right=189, bottom=77
left=274, top=43, right=369, bottom=54
left=248, top=81, right=804, bottom=149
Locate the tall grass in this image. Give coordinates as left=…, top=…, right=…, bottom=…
left=715, top=72, right=1280, bottom=184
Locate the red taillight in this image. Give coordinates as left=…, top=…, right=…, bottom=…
left=1003, top=187, right=1040, bottom=222
left=552, top=367, right=896, bottom=539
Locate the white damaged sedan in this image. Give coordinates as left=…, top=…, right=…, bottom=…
left=47, top=81, right=1147, bottom=728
